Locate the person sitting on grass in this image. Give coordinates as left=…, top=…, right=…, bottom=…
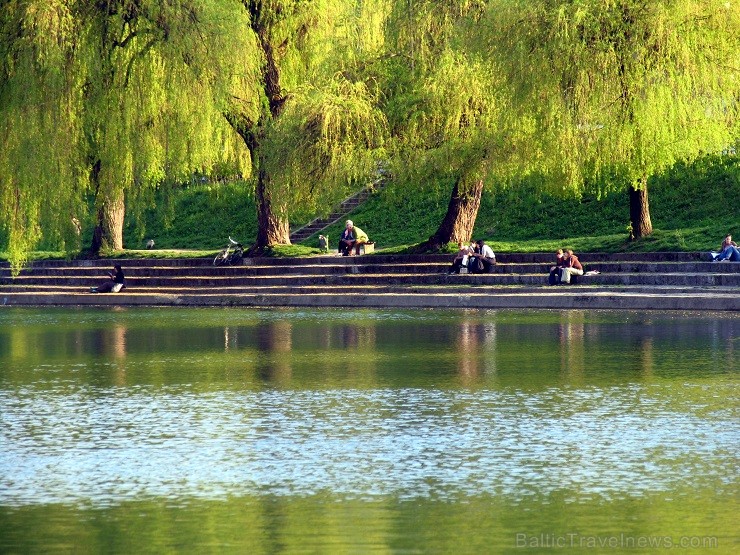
left=90, top=264, right=125, bottom=293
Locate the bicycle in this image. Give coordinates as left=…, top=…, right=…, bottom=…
left=213, top=236, right=244, bottom=266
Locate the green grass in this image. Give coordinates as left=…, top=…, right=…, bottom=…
left=2, top=153, right=737, bottom=262
left=122, top=180, right=258, bottom=250
left=295, top=154, right=738, bottom=255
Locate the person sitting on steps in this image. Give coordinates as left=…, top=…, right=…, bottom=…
left=90, top=264, right=126, bottom=293
left=548, top=248, right=565, bottom=285
left=448, top=241, right=474, bottom=274
left=714, top=234, right=740, bottom=262
left=559, top=249, right=583, bottom=284
left=469, top=239, right=496, bottom=273
left=339, top=220, right=369, bottom=256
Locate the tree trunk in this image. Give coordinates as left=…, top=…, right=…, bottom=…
left=91, top=191, right=125, bottom=255
left=413, top=178, right=483, bottom=252
left=248, top=167, right=290, bottom=255
left=230, top=16, right=290, bottom=255
left=629, top=177, right=653, bottom=240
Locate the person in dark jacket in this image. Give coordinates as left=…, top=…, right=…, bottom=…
left=548, top=248, right=565, bottom=285
left=91, top=265, right=125, bottom=293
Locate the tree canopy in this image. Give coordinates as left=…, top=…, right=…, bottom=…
left=1, top=0, right=259, bottom=266
left=482, top=0, right=739, bottom=236
left=224, top=0, right=389, bottom=251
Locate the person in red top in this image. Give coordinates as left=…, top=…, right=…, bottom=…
left=559, top=249, right=583, bottom=284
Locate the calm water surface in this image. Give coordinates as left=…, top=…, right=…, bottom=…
left=0, top=308, right=737, bottom=553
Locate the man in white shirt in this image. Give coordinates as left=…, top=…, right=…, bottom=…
left=470, top=239, right=495, bottom=273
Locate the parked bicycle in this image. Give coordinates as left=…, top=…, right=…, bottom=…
left=213, top=236, right=244, bottom=266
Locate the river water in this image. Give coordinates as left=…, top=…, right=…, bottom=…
left=0, top=308, right=737, bottom=553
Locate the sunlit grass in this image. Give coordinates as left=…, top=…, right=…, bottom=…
left=2, top=154, right=737, bottom=262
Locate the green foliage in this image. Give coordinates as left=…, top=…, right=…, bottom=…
left=649, top=154, right=740, bottom=231
left=215, top=0, right=398, bottom=246
left=3, top=0, right=737, bottom=264
left=483, top=0, right=740, bottom=191
left=474, top=177, right=628, bottom=241
left=314, top=186, right=450, bottom=250
left=298, top=153, right=738, bottom=253
left=262, top=78, right=388, bottom=222
left=3, top=153, right=736, bottom=260
left=0, top=0, right=260, bottom=266
left=381, top=8, right=507, bottom=200
left=264, top=244, right=323, bottom=257
left=123, top=181, right=258, bottom=250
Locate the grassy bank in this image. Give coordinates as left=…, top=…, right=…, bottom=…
left=307, top=153, right=739, bottom=254
left=3, top=154, right=738, bottom=261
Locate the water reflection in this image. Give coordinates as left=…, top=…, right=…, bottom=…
left=455, top=320, right=498, bottom=381
left=558, top=311, right=586, bottom=380
left=1, top=384, right=736, bottom=507
left=2, top=309, right=736, bottom=375
left=257, top=320, right=293, bottom=383
left=0, top=308, right=737, bottom=551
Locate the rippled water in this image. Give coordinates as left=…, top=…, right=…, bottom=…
left=0, top=308, right=737, bottom=553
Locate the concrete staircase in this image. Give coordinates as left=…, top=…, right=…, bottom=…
left=289, top=181, right=383, bottom=244
left=1, top=252, right=739, bottom=311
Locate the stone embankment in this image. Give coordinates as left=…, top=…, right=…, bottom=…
left=1, top=252, right=739, bottom=311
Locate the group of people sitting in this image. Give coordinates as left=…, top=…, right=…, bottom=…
left=88, top=232, right=735, bottom=295
left=448, top=240, right=496, bottom=274
left=447, top=240, right=587, bottom=282
left=548, top=249, right=583, bottom=285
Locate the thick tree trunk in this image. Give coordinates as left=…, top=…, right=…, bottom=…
left=413, top=178, right=483, bottom=252
left=629, top=177, right=653, bottom=240
left=248, top=168, right=290, bottom=255
left=230, top=16, right=290, bottom=255
left=91, top=191, right=125, bottom=254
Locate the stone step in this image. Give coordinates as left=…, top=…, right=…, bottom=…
left=4, top=260, right=738, bottom=278
left=2, top=253, right=737, bottom=310
left=1, top=289, right=736, bottom=311
left=6, top=283, right=738, bottom=296
left=288, top=184, right=378, bottom=242
left=4, top=271, right=740, bottom=287
left=0, top=251, right=722, bottom=269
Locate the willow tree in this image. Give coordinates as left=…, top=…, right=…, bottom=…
left=1, top=0, right=257, bottom=264
left=226, top=0, right=388, bottom=253
left=483, top=0, right=740, bottom=239
left=375, top=0, right=512, bottom=250
left=81, top=0, right=258, bottom=254
left=0, top=1, right=85, bottom=267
